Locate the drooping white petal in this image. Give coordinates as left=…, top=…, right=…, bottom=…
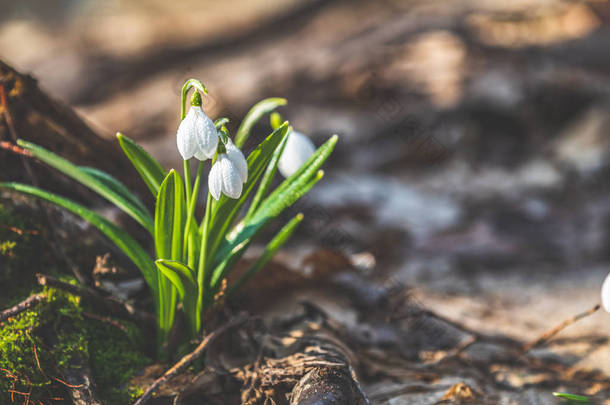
left=225, top=139, right=248, bottom=183
left=602, top=272, right=610, bottom=313
left=278, top=130, right=316, bottom=178
left=208, top=157, right=223, bottom=200
left=193, top=108, right=219, bottom=161
left=219, top=154, right=243, bottom=199
left=208, top=154, right=243, bottom=200
left=176, top=107, right=200, bottom=160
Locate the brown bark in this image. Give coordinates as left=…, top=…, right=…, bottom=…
left=0, top=59, right=146, bottom=202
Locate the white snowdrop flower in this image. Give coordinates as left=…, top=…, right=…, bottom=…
left=225, top=138, right=248, bottom=183
left=176, top=94, right=218, bottom=161
left=602, top=272, right=610, bottom=313
left=208, top=144, right=247, bottom=200
left=278, top=130, right=316, bottom=178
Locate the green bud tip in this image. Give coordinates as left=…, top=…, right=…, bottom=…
left=217, top=141, right=226, bottom=154
left=296, top=213, right=304, bottom=221
left=190, top=91, right=202, bottom=107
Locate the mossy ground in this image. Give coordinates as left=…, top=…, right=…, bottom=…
left=0, top=197, right=151, bottom=404
left=0, top=288, right=151, bottom=404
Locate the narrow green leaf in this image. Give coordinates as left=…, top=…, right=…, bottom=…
left=79, top=166, right=149, bottom=215
left=266, top=134, right=338, bottom=201
left=154, top=170, right=186, bottom=261
left=212, top=135, right=337, bottom=283
left=553, top=392, right=590, bottom=402
left=228, top=213, right=303, bottom=295
left=155, top=259, right=199, bottom=335
left=17, top=139, right=154, bottom=234
left=234, top=98, right=287, bottom=148
left=0, top=182, right=158, bottom=299
left=270, top=112, right=283, bottom=130
left=154, top=170, right=186, bottom=344
left=206, top=123, right=289, bottom=265
left=250, top=134, right=337, bottom=223
left=155, top=259, right=197, bottom=300
left=245, top=127, right=291, bottom=219
left=117, top=132, right=166, bottom=196
left=211, top=170, right=324, bottom=290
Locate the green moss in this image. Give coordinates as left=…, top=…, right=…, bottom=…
left=0, top=289, right=150, bottom=404
left=0, top=290, right=79, bottom=403
left=86, top=317, right=150, bottom=403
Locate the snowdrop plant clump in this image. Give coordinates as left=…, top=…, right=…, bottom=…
left=0, top=78, right=337, bottom=354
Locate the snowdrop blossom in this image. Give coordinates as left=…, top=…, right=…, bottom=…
left=278, top=130, right=316, bottom=178
left=602, top=272, right=610, bottom=313
left=208, top=140, right=248, bottom=200
left=176, top=94, right=218, bottom=161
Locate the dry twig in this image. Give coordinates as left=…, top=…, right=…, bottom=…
left=522, top=304, right=601, bottom=352
left=0, top=294, right=45, bottom=322
left=133, top=314, right=248, bottom=405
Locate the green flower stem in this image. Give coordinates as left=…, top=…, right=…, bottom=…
left=180, top=79, right=207, bottom=120
left=183, top=159, right=192, bottom=206
left=183, top=161, right=204, bottom=261
left=197, top=191, right=213, bottom=312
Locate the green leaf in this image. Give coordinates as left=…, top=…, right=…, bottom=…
left=270, top=112, right=283, bottom=130
left=17, top=139, right=154, bottom=234
left=211, top=135, right=337, bottom=287
left=250, top=134, right=337, bottom=224
left=0, top=182, right=158, bottom=299
left=245, top=127, right=291, bottom=219
left=155, top=258, right=198, bottom=335
left=228, top=213, right=303, bottom=295
left=154, top=170, right=187, bottom=344
left=553, top=392, right=590, bottom=403
left=234, top=98, right=287, bottom=148
left=117, top=132, right=166, bottom=196
left=155, top=259, right=196, bottom=298
left=206, top=123, right=290, bottom=266
left=211, top=170, right=324, bottom=291
left=79, top=166, right=149, bottom=215
left=266, top=134, right=337, bottom=201
left=154, top=170, right=186, bottom=261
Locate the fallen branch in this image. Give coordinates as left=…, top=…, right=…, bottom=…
left=36, top=273, right=155, bottom=328
left=0, top=294, right=45, bottom=322
left=133, top=314, right=248, bottom=405
left=522, top=304, right=601, bottom=352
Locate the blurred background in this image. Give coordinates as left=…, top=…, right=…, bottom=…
left=2, top=0, right=610, bottom=376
